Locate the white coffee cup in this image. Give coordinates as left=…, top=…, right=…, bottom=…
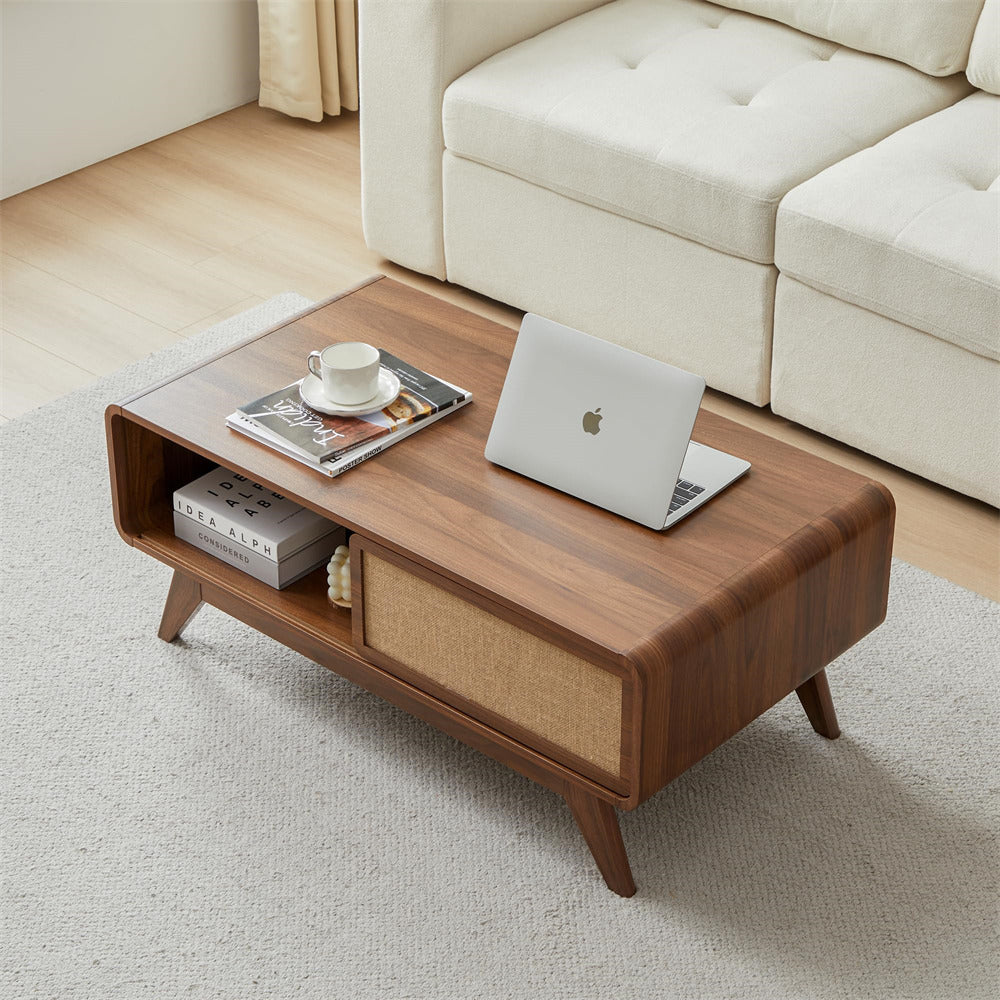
left=307, top=342, right=381, bottom=404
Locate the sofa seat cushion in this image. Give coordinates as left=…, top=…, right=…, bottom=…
left=442, top=0, right=971, bottom=265
left=776, top=93, right=1000, bottom=361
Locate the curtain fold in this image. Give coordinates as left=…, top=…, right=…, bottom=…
left=258, top=1, right=358, bottom=122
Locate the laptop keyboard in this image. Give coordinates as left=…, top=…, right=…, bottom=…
left=669, top=479, right=705, bottom=515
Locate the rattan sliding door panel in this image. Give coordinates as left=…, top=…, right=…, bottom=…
left=360, top=552, right=624, bottom=777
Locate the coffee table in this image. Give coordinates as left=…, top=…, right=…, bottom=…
left=106, top=275, right=895, bottom=896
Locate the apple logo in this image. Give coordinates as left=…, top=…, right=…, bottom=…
left=582, top=407, right=603, bottom=435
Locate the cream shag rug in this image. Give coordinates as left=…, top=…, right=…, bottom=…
left=2, top=295, right=998, bottom=1000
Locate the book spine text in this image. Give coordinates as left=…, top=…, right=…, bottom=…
left=172, top=495, right=275, bottom=558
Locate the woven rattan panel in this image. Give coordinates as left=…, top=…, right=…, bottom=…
left=362, top=553, right=624, bottom=776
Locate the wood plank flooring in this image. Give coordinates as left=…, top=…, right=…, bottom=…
left=1, top=102, right=996, bottom=600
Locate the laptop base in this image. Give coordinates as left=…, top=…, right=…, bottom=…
left=663, top=442, right=752, bottom=529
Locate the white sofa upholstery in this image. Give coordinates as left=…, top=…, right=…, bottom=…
left=442, top=1, right=970, bottom=265
left=772, top=90, right=1000, bottom=505
left=360, top=0, right=998, bottom=503
left=771, top=278, right=999, bottom=506
left=359, top=0, right=608, bottom=279
left=776, top=93, right=999, bottom=362
left=708, top=0, right=986, bottom=76
left=968, top=0, right=1000, bottom=93
left=767, top=1, right=999, bottom=504
left=443, top=153, right=781, bottom=401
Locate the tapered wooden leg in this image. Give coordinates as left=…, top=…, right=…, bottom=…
left=158, top=570, right=204, bottom=642
left=796, top=668, right=841, bottom=739
left=565, top=785, right=636, bottom=897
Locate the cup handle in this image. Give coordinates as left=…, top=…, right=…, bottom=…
left=307, top=351, right=323, bottom=379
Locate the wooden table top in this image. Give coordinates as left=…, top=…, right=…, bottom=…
left=121, top=275, right=890, bottom=655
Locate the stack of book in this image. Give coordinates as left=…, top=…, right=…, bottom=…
left=226, top=350, right=472, bottom=477
left=173, top=467, right=344, bottom=589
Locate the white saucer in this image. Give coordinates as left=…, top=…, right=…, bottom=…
left=299, top=368, right=401, bottom=416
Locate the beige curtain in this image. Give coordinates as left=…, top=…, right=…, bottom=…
left=258, top=1, right=359, bottom=121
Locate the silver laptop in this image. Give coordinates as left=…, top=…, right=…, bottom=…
left=484, top=314, right=750, bottom=530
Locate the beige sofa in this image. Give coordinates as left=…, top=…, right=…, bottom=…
left=360, top=0, right=999, bottom=505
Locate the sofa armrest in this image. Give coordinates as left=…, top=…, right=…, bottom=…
left=360, top=0, right=608, bottom=278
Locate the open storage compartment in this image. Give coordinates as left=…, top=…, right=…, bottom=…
left=106, top=410, right=355, bottom=652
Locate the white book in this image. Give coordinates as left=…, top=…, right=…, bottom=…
left=172, top=512, right=343, bottom=589
left=173, top=466, right=336, bottom=562
left=225, top=394, right=472, bottom=478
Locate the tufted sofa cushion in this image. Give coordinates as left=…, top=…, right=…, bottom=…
left=968, top=0, right=1000, bottom=93
left=442, top=0, right=972, bottom=265
left=709, top=0, right=985, bottom=77
left=776, top=92, right=1000, bottom=362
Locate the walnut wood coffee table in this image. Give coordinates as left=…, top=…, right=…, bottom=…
left=106, top=275, right=894, bottom=897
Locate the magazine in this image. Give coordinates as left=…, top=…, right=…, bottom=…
left=226, top=399, right=472, bottom=478
left=226, top=350, right=472, bottom=477
left=234, top=350, right=468, bottom=463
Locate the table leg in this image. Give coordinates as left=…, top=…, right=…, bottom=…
left=565, top=785, right=636, bottom=897
left=795, top=667, right=841, bottom=739
left=157, top=570, right=204, bottom=642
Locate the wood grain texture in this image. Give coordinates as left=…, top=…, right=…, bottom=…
left=106, top=274, right=897, bottom=892
left=630, top=480, right=893, bottom=804
left=110, top=276, right=894, bottom=796
left=796, top=668, right=841, bottom=739
left=157, top=570, right=204, bottom=642
left=117, top=277, right=893, bottom=658
left=565, top=785, right=636, bottom=898
left=105, top=408, right=214, bottom=542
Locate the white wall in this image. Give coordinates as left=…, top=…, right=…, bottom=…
left=1, top=0, right=260, bottom=198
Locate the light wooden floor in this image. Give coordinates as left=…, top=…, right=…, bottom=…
left=2, top=102, right=997, bottom=599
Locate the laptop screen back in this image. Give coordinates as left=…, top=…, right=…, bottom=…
left=485, top=315, right=705, bottom=529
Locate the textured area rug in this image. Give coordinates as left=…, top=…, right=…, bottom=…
left=2, top=296, right=998, bottom=1000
